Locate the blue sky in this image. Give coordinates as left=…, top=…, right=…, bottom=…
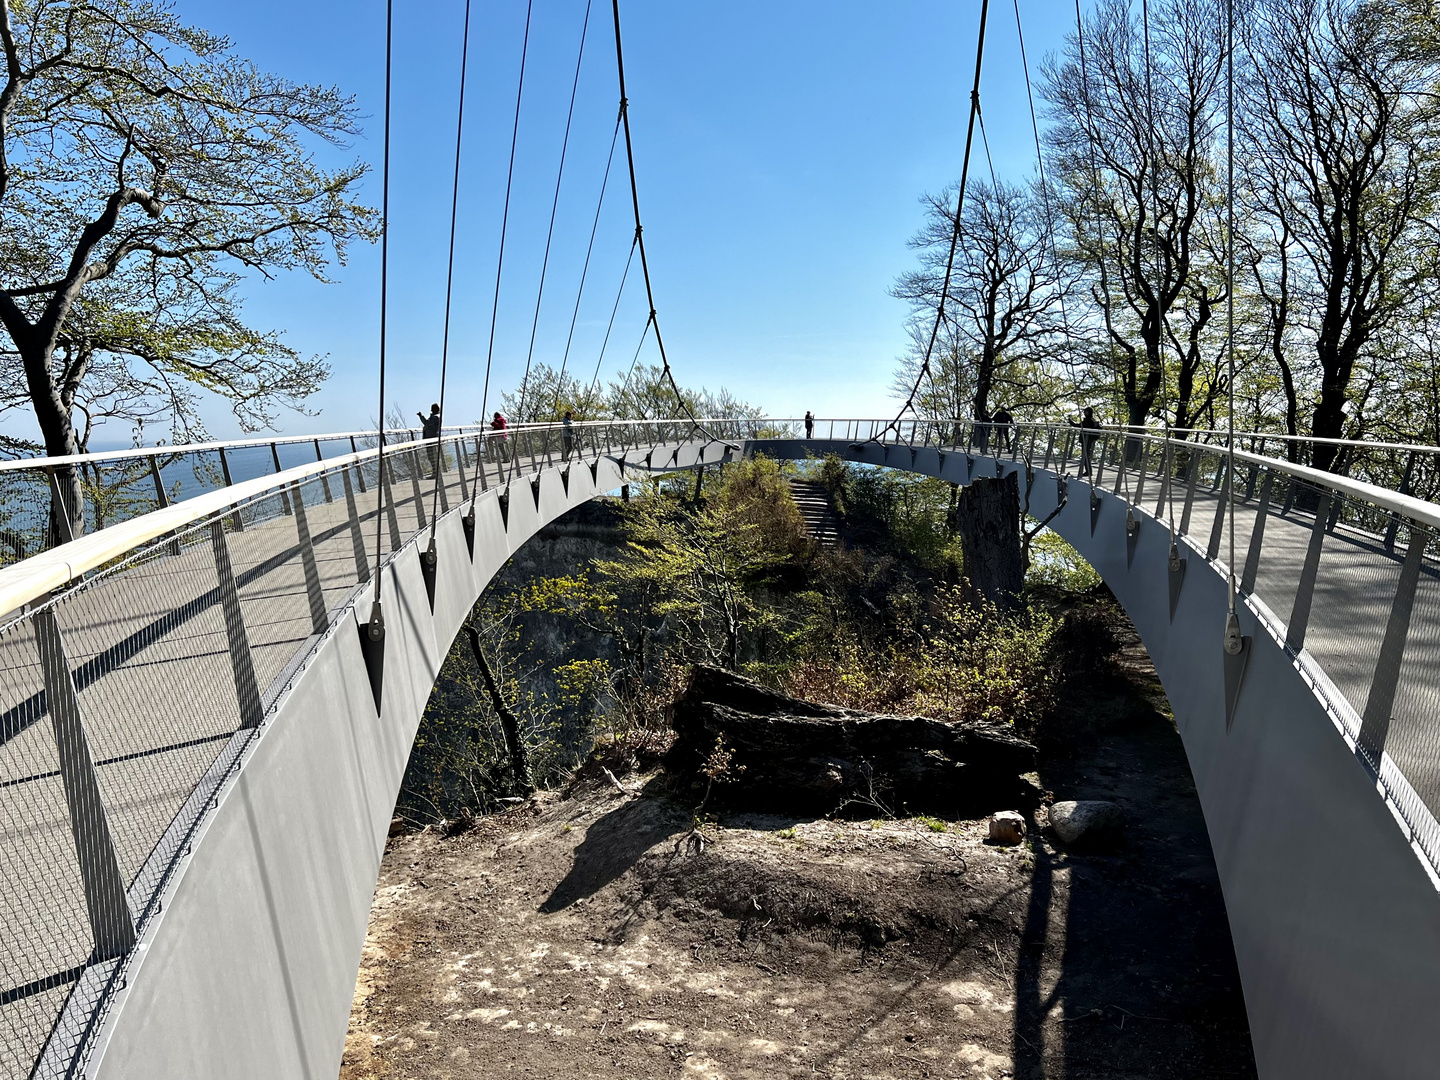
left=132, top=0, right=1080, bottom=440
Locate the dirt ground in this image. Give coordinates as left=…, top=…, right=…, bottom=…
left=340, top=600, right=1257, bottom=1080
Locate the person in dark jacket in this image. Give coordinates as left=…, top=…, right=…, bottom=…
left=1069, top=406, right=1102, bottom=476
left=991, top=405, right=1014, bottom=453
left=418, top=403, right=441, bottom=476
left=561, top=410, right=576, bottom=459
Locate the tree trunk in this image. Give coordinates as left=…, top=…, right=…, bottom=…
left=463, top=626, right=533, bottom=794
left=668, top=665, right=1040, bottom=817
left=955, top=472, right=1024, bottom=611
left=22, top=348, right=86, bottom=542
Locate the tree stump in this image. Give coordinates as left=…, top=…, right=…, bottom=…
left=668, top=666, right=1040, bottom=817
left=956, top=472, right=1023, bottom=610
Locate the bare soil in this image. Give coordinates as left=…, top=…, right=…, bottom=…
left=340, top=598, right=1257, bottom=1080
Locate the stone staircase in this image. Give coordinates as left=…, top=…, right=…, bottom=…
left=788, top=479, right=842, bottom=546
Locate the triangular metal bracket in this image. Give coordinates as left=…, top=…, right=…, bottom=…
left=1168, top=547, right=1187, bottom=622
left=497, top=489, right=510, bottom=531
left=529, top=475, right=541, bottom=510
left=1089, top=488, right=1101, bottom=535
left=1056, top=475, right=1068, bottom=507
left=1223, top=624, right=1251, bottom=731
left=462, top=506, right=476, bottom=558
left=560, top=466, right=570, bottom=497
left=644, top=449, right=654, bottom=469
left=588, top=459, right=599, bottom=485
left=908, top=446, right=918, bottom=467
left=964, top=454, right=975, bottom=482
left=357, top=606, right=386, bottom=714
left=420, top=539, right=438, bottom=612
left=1125, top=509, right=1140, bottom=567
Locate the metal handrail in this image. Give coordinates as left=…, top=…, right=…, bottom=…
left=0, top=416, right=744, bottom=473
left=0, top=419, right=734, bottom=621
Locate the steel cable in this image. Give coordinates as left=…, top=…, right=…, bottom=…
left=553, top=116, right=623, bottom=419
left=582, top=237, right=637, bottom=414
left=610, top=0, right=708, bottom=435
left=368, top=0, right=394, bottom=632
left=471, top=0, right=535, bottom=499
left=512, top=0, right=595, bottom=460
left=430, top=0, right=473, bottom=539
left=882, top=0, right=991, bottom=441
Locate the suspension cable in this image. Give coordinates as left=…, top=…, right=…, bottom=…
left=471, top=0, right=534, bottom=499
left=582, top=237, right=637, bottom=414
left=1074, top=0, right=1129, bottom=491
left=368, top=0, right=394, bottom=632
left=553, top=115, right=623, bottom=419
left=430, top=0, right=472, bottom=538
left=618, top=315, right=654, bottom=419
left=883, top=0, right=991, bottom=440
left=1014, top=0, right=1078, bottom=383
left=513, top=0, right=594, bottom=446
left=1141, top=0, right=1178, bottom=540
left=610, top=0, right=706, bottom=433
left=1225, top=0, right=1238, bottom=618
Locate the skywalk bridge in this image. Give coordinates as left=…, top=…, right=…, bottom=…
left=0, top=417, right=1437, bottom=1080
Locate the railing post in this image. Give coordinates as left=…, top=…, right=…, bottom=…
left=342, top=468, right=372, bottom=584
left=33, top=608, right=136, bottom=961
left=313, top=440, right=334, bottom=503
left=270, top=443, right=293, bottom=514
left=1383, top=451, right=1417, bottom=552
left=1206, top=468, right=1230, bottom=562
left=1094, top=435, right=1109, bottom=487
left=47, top=468, right=77, bottom=545
left=1179, top=450, right=1200, bottom=536
left=1240, top=470, right=1274, bottom=594
left=1154, top=442, right=1171, bottom=519
left=381, top=461, right=403, bottom=550
left=1357, top=523, right=1429, bottom=768
left=407, top=449, right=427, bottom=530
left=209, top=520, right=264, bottom=728
left=1133, top=438, right=1149, bottom=505
left=148, top=455, right=169, bottom=510
left=456, top=440, right=471, bottom=503
left=218, top=447, right=244, bottom=531
left=149, top=456, right=182, bottom=555
left=1286, top=490, right=1331, bottom=653
left=349, top=436, right=368, bottom=493
left=290, top=482, right=329, bottom=635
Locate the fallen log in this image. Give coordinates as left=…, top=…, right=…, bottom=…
left=668, top=666, right=1040, bottom=817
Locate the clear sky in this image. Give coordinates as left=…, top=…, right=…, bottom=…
left=109, top=0, right=1083, bottom=441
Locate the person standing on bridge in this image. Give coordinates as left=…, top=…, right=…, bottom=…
left=562, top=410, right=576, bottom=460
left=489, top=411, right=509, bottom=463
left=992, top=404, right=1015, bottom=454
left=418, top=403, right=442, bottom=476
left=804, top=410, right=815, bottom=439
left=1071, top=407, right=1101, bottom=476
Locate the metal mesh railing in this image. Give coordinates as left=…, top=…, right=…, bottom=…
left=0, top=419, right=724, bottom=1079
left=763, top=417, right=1440, bottom=877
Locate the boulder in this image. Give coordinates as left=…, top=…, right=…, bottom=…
left=668, top=665, right=1040, bottom=817
left=1048, top=800, right=1125, bottom=850
left=988, top=810, right=1027, bottom=845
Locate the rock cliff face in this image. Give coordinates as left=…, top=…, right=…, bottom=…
left=668, top=665, right=1041, bottom=817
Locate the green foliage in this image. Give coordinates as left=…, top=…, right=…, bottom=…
left=1025, top=529, right=1102, bottom=591
left=785, top=584, right=1057, bottom=729
left=0, top=0, right=375, bottom=447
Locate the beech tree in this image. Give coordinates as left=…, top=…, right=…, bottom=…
left=892, top=180, right=1069, bottom=427
left=0, top=0, right=375, bottom=535
left=1242, top=0, right=1440, bottom=470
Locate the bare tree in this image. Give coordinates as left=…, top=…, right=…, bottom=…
left=1242, top=0, right=1440, bottom=470
left=892, top=180, right=1068, bottom=425
left=1043, top=0, right=1228, bottom=430
left=0, top=0, right=376, bottom=536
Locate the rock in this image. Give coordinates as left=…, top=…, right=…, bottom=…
left=1048, top=800, right=1125, bottom=850
left=668, top=665, right=1040, bottom=817
left=388, top=816, right=406, bottom=837
left=988, top=811, right=1027, bottom=845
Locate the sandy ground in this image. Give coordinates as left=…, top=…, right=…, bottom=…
left=340, top=600, right=1256, bottom=1080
